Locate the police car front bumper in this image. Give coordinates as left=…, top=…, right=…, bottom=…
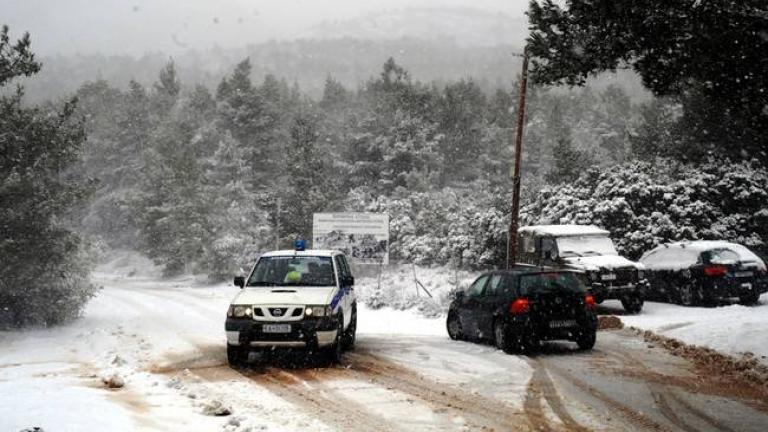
left=225, top=316, right=338, bottom=348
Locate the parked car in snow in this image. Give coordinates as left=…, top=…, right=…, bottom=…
left=225, top=241, right=357, bottom=366
left=640, top=241, right=768, bottom=306
left=517, top=225, right=649, bottom=313
left=446, top=267, right=598, bottom=352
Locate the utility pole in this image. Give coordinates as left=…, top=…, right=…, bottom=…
left=275, top=197, right=281, bottom=250
left=507, top=50, right=530, bottom=269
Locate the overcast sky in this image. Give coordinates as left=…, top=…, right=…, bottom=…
left=1, top=0, right=531, bottom=56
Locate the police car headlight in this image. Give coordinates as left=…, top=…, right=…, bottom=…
left=305, top=305, right=332, bottom=317
left=228, top=305, right=252, bottom=318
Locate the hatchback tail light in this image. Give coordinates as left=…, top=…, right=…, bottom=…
left=509, top=298, right=530, bottom=315
left=704, top=265, right=728, bottom=277
left=584, top=295, right=596, bottom=311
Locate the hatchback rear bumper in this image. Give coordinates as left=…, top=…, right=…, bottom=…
left=505, top=313, right=597, bottom=342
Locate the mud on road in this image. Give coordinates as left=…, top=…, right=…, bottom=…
left=152, top=328, right=768, bottom=432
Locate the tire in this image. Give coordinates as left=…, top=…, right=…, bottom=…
left=621, top=296, right=644, bottom=314
left=493, top=320, right=514, bottom=354
left=576, top=331, right=596, bottom=350
left=677, top=283, right=699, bottom=306
left=342, top=307, right=357, bottom=350
left=739, top=290, right=761, bottom=305
left=446, top=311, right=464, bottom=340
left=227, top=344, right=247, bottom=367
left=322, top=315, right=344, bottom=365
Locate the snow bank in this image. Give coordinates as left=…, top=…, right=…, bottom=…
left=611, top=294, right=768, bottom=365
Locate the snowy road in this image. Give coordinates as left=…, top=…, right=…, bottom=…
left=2, top=268, right=768, bottom=431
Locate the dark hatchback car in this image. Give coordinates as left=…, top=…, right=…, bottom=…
left=446, top=267, right=598, bottom=353
left=640, top=241, right=768, bottom=306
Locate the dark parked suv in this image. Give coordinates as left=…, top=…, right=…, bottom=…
left=640, top=241, right=768, bottom=305
left=446, top=267, right=598, bottom=353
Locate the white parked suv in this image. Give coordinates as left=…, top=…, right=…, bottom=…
left=225, top=241, right=357, bottom=366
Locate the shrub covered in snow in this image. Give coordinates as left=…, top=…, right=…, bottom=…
left=355, top=265, right=479, bottom=314
left=347, top=182, right=509, bottom=269
left=522, top=159, right=768, bottom=259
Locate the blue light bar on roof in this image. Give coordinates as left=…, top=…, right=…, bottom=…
left=294, top=239, right=306, bottom=251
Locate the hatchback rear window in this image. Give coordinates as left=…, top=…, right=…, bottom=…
left=518, top=272, right=585, bottom=296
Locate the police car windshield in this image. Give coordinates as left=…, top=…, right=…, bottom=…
left=518, top=272, right=585, bottom=296
left=247, top=256, right=336, bottom=287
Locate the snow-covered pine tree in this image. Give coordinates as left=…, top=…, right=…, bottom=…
left=0, top=26, right=97, bottom=326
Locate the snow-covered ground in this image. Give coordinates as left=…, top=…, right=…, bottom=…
left=3, top=252, right=768, bottom=431
left=601, top=296, right=768, bottom=363
left=0, top=253, right=502, bottom=432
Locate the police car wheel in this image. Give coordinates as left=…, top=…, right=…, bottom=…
left=323, top=315, right=344, bottom=365
left=227, top=344, right=247, bottom=367
left=342, top=308, right=357, bottom=350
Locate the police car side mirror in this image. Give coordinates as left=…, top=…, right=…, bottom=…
left=233, top=276, right=245, bottom=289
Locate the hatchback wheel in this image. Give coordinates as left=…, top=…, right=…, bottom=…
left=446, top=311, right=463, bottom=340
left=494, top=320, right=513, bottom=354
left=576, top=331, right=596, bottom=350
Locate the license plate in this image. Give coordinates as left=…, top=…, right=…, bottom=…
left=601, top=273, right=617, bottom=281
left=549, top=320, right=577, bottom=329
left=263, top=324, right=291, bottom=333
left=736, top=271, right=753, bottom=278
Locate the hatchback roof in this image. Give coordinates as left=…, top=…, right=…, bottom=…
left=485, top=265, right=576, bottom=275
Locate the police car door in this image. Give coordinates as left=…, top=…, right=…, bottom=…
left=334, top=255, right=354, bottom=329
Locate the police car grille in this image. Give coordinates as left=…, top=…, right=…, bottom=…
left=269, top=307, right=288, bottom=317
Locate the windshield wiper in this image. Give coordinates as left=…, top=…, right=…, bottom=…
left=561, top=250, right=582, bottom=257
left=246, top=281, right=279, bottom=287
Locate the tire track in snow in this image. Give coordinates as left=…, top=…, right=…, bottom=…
left=240, top=366, right=400, bottom=432
left=543, top=361, right=670, bottom=432
left=610, top=348, right=739, bottom=432
left=345, top=349, right=535, bottom=431
left=525, top=358, right=590, bottom=432
left=666, top=392, right=739, bottom=432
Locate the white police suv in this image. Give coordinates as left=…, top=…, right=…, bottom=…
left=225, top=240, right=357, bottom=366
